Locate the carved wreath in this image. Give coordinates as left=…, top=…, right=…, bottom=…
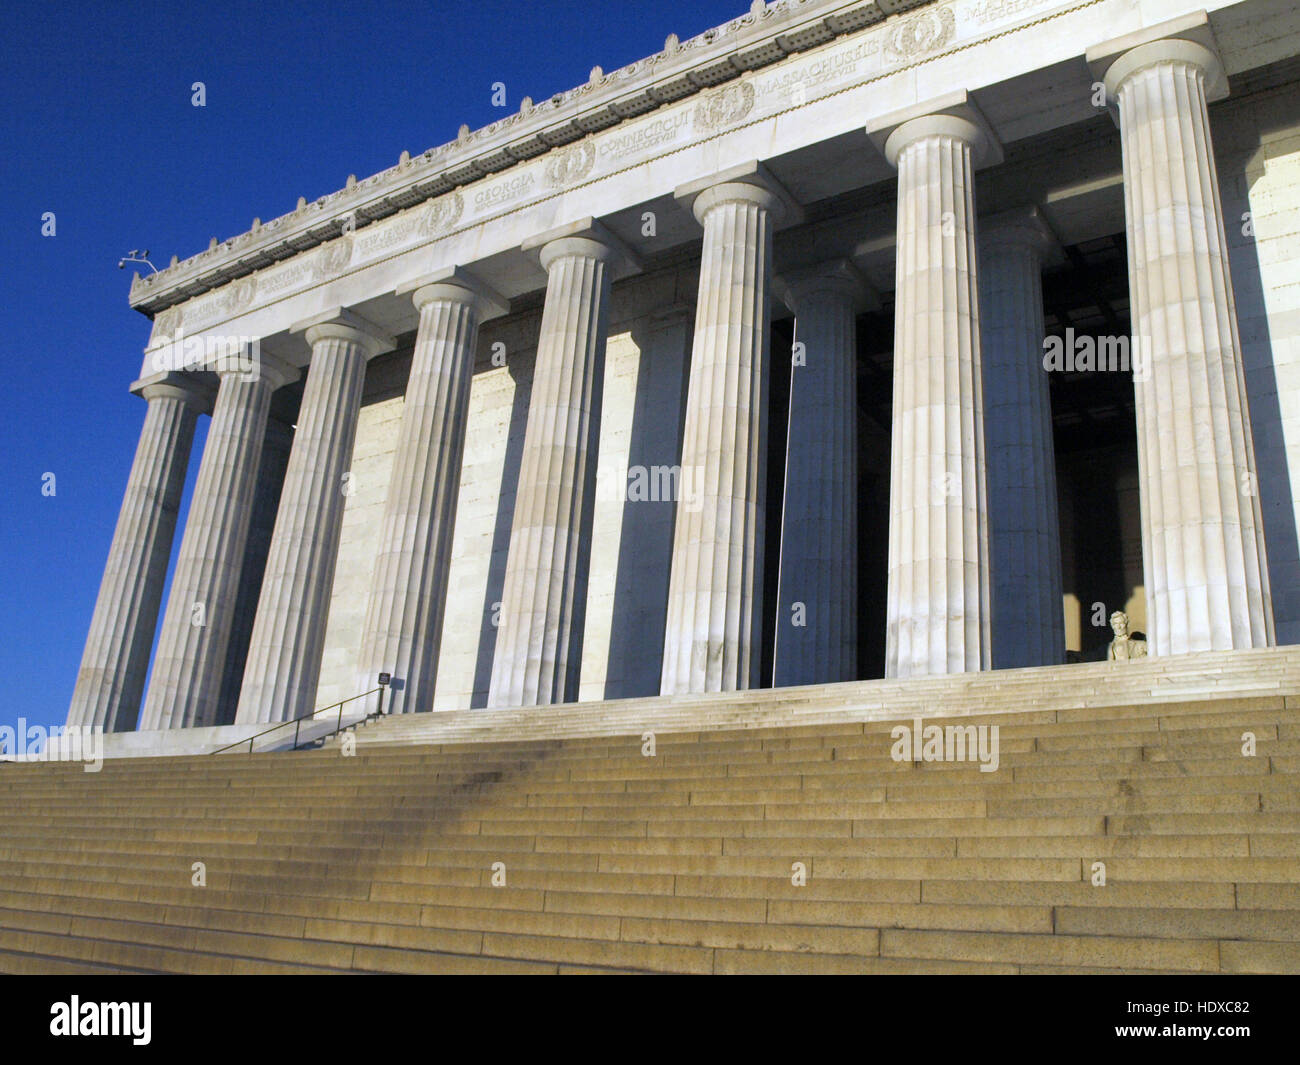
left=421, top=191, right=465, bottom=237
left=884, top=6, right=956, bottom=62
left=543, top=141, right=597, bottom=189
left=695, top=80, right=756, bottom=131
left=317, top=235, right=354, bottom=278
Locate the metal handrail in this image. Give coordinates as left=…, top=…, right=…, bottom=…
left=211, top=685, right=386, bottom=754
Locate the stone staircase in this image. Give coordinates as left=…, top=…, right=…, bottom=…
left=1, top=647, right=1298, bottom=973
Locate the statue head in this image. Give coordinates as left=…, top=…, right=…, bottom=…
left=1109, top=610, right=1129, bottom=637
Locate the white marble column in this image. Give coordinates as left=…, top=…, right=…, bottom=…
left=867, top=99, right=999, bottom=677
left=139, top=355, right=298, bottom=730
left=488, top=232, right=614, bottom=708
left=1090, top=27, right=1274, bottom=653
left=214, top=415, right=295, bottom=724
left=67, top=377, right=207, bottom=732
left=661, top=170, right=788, bottom=694
left=357, top=271, right=504, bottom=714
left=980, top=207, right=1066, bottom=668
left=236, top=311, right=393, bottom=724
left=774, top=261, right=866, bottom=687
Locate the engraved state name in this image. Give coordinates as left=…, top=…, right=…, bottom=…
left=598, top=113, right=690, bottom=160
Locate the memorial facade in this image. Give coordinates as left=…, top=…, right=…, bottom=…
left=67, top=0, right=1300, bottom=732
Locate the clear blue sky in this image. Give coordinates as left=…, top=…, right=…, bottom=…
left=0, top=0, right=746, bottom=737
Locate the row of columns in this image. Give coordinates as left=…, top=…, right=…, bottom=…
left=67, top=22, right=1275, bottom=731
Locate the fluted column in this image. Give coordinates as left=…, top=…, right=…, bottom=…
left=67, top=376, right=207, bottom=731
left=488, top=234, right=614, bottom=708
left=980, top=208, right=1065, bottom=668
left=358, top=272, right=503, bottom=714
left=139, top=355, right=298, bottom=730
left=661, top=173, right=785, bottom=694
left=1091, top=27, right=1274, bottom=653
left=868, top=100, right=998, bottom=677
left=236, top=311, right=394, bottom=724
left=774, top=261, right=864, bottom=687
left=214, top=415, right=295, bottom=724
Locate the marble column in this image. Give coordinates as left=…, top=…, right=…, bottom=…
left=139, top=355, right=298, bottom=730
left=488, top=231, right=615, bottom=708
left=236, top=311, right=393, bottom=724
left=214, top=414, right=295, bottom=725
left=774, top=261, right=866, bottom=687
left=67, top=376, right=207, bottom=732
left=358, top=271, right=504, bottom=714
left=867, top=97, right=999, bottom=677
left=661, top=168, right=789, bottom=694
left=1090, top=26, right=1274, bottom=653
left=980, top=207, right=1066, bottom=668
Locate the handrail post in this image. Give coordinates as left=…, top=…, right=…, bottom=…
left=295, top=718, right=301, bottom=748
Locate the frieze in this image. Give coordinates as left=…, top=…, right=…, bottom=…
left=152, top=307, right=182, bottom=342
left=966, top=0, right=1052, bottom=25
left=259, top=260, right=314, bottom=296
left=755, top=38, right=879, bottom=100
left=474, top=172, right=536, bottom=210
left=357, top=214, right=420, bottom=256
left=421, top=191, right=465, bottom=236
left=598, top=113, right=689, bottom=160
left=317, top=235, right=354, bottom=279
left=543, top=141, right=597, bottom=188
left=695, top=80, right=757, bottom=132
left=883, top=5, right=956, bottom=61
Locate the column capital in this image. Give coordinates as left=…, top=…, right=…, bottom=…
left=674, top=160, right=804, bottom=228
left=521, top=217, right=642, bottom=279
left=134, top=372, right=214, bottom=413
left=775, top=259, right=878, bottom=315
left=979, top=206, right=1062, bottom=262
left=398, top=266, right=510, bottom=320
left=214, top=350, right=300, bottom=390
left=1086, top=11, right=1227, bottom=102
left=866, top=90, right=1003, bottom=169
left=291, top=307, right=395, bottom=359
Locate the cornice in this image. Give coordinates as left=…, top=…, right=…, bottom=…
left=128, top=0, right=930, bottom=316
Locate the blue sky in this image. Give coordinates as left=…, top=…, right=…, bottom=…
left=0, top=0, right=747, bottom=737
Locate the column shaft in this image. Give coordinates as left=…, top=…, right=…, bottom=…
left=214, top=415, right=294, bottom=724
left=662, top=181, right=778, bottom=694
left=140, top=360, right=295, bottom=730
left=980, top=213, right=1065, bottom=668
left=67, top=381, right=203, bottom=731
left=883, top=118, right=992, bottom=677
left=357, top=282, right=486, bottom=713
left=236, top=317, right=391, bottom=723
left=1106, top=38, right=1273, bottom=652
left=489, top=238, right=611, bottom=707
left=775, top=268, right=859, bottom=686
